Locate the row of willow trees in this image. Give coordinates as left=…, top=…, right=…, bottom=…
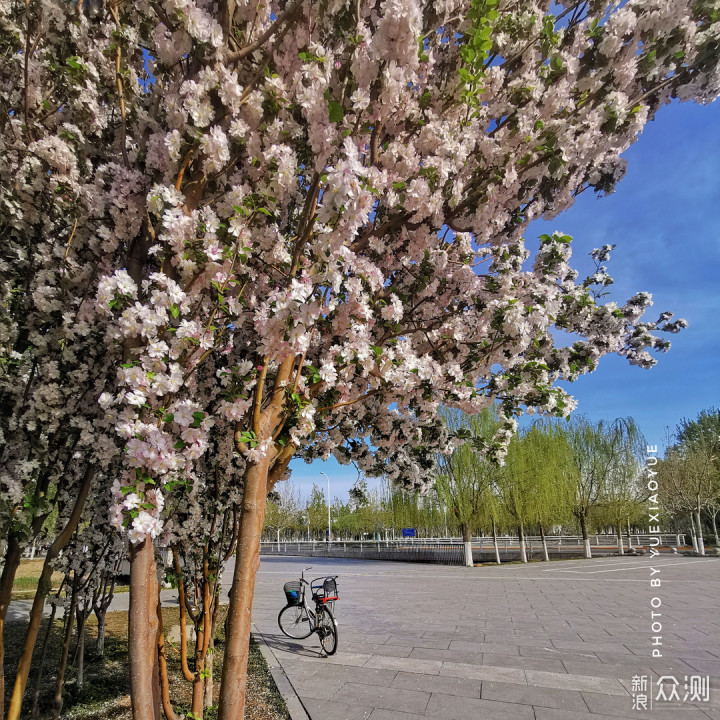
left=263, top=410, right=720, bottom=563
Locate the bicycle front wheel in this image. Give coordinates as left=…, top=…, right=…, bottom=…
left=278, top=604, right=312, bottom=639
left=317, top=605, right=338, bottom=655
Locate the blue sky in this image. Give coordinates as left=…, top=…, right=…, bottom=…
left=290, top=99, right=720, bottom=503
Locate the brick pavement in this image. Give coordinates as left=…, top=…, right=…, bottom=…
left=247, top=555, right=720, bottom=720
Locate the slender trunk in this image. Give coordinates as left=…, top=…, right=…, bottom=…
left=74, top=605, right=88, bottom=692
left=0, top=537, right=23, bottom=720
left=94, top=571, right=116, bottom=657
left=518, top=523, right=527, bottom=563
left=626, top=517, right=632, bottom=549
left=30, top=603, right=57, bottom=719
left=129, top=538, right=161, bottom=720
left=491, top=517, right=501, bottom=564
left=579, top=513, right=592, bottom=559
left=539, top=522, right=549, bottom=562
left=695, top=508, right=705, bottom=556
left=690, top=513, right=699, bottom=553
left=217, top=454, right=272, bottom=720
left=617, top=523, right=624, bottom=555
left=710, top=510, right=719, bottom=548
left=95, top=610, right=106, bottom=656
left=157, top=596, right=180, bottom=720
left=205, top=574, right=223, bottom=709
left=204, top=641, right=215, bottom=709
left=6, top=467, right=93, bottom=720
left=172, top=550, right=196, bottom=686
left=51, top=583, right=78, bottom=720
left=460, top=523, right=473, bottom=567
left=191, top=573, right=211, bottom=720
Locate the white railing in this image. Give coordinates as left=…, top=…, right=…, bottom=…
left=261, top=533, right=685, bottom=548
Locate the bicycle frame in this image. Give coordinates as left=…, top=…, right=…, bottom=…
left=297, top=578, right=319, bottom=630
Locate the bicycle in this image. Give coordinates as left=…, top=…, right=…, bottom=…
left=277, top=566, right=338, bottom=655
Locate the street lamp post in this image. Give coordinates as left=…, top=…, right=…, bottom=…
left=320, top=471, right=331, bottom=544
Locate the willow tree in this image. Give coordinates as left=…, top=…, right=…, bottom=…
left=435, top=408, right=502, bottom=565
left=516, top=423, right=575, bottom=561
left=597, top=453, right=646, bottom=554
left=3, top=0, right=719, bottom=717
left=565, top=417, right=645, bottom=558
left=494, top=424, right=573, bottom=563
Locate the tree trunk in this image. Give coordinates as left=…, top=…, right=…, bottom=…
left=6, top=466, right=93, bottom=720
left=74, top=605, right=88, bottom=692
left=156, top=595, right=180, bottom=720
left=539, top=522, right=549, bottom=562
left=710, top=510, right=719, bottom=548
left=217, top=454, right=272, bottom=720
left=617, top=524, right=624, bottom=555
left=491, top=517, right=501, bottom=564
left=460, top=523, right=473, bottom=567
left=204, top=640, right=215, bottom=709
left=695, top=508, right=705, bottom=555
left=94, top=570, right=116, bottom=658
left=0, top=536, right=23, bottom=720
left=689, top=513, right=699, bottom=553
left=518, top=523, right=527, bottom=563
left=579, top=513, right=592, bottom=559
left=51, top=583, right=78, bottom=720
left=626, top=517, right=632, bottom=549
left=30, top=603, right=57, bottom=719
left=128, top=538, right=161, bottom=720
left=95, top=609, right=106, bottom=656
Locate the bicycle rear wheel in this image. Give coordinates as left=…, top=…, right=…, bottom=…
left=317, top=605, right=337, bottom=655
left=278, top=604, right=313, bottom=639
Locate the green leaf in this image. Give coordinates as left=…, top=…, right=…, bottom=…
left=328, top=101, right=344, bottom=123
left=174, top=440, right=186, bottom=450
left=170, top=304, right=180, bottom=319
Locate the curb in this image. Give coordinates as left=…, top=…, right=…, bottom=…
left=252, top=623, right=311, bottom=720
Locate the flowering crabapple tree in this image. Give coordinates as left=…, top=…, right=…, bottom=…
left=2, top=0, right=719, bottom=716
left=161, top=430, right=244, bottom=718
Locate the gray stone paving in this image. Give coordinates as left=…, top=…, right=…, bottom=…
left=249, top=554, right=720, bottom=720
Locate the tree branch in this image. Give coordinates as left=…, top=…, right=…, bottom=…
left=226, top=0, right=304, bottom=64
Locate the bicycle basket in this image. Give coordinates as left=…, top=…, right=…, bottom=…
left=283, top=581, right=303, bottom=606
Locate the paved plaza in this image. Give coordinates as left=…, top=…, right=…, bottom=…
left=249, top=554, right=720, bottom=720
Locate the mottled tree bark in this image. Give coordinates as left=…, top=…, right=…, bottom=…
left=128, top=539, right=161, bottom=720
left=217, top=453, right=272, bottom=719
